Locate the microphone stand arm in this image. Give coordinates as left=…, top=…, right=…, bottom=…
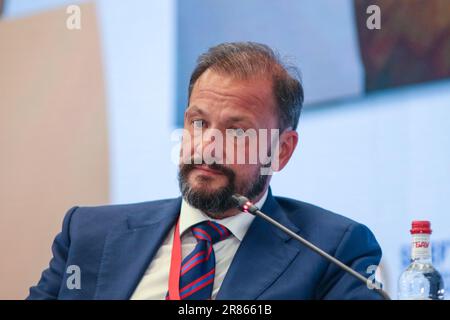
left=231, top=194, right=391, bottom=300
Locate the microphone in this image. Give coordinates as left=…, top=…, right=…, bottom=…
left=231, top=194, right=391, bottom=300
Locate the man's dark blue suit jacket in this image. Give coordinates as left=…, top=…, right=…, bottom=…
left=27, top=188, right=382, bottom=300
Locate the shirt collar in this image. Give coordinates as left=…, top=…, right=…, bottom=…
left=179, top=188, right=269, bottom=241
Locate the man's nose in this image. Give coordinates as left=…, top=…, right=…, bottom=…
left=194, top=128, right=225, bottom=160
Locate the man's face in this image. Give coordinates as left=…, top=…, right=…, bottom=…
left=178, top=69, right=279, bottom=217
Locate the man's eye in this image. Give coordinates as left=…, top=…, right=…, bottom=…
left=192, top=120, right=204, bottom=129
left=230, top=128, right=245, bottom=137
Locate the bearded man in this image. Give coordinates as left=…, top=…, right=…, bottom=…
left=28, top=42, right=383, bottom=300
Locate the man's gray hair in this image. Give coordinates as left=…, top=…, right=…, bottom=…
left=188, top=42, right=304, bottom=131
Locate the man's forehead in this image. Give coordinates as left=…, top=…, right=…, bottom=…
left=190, top=70, right=276, bottom=112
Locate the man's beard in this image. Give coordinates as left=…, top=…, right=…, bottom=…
left=178, top=162, right=268, bottom=218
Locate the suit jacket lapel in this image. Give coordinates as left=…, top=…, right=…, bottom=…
left=216, top=189, right=302, bottom=300
left=94, top=198, right=181, bottom=299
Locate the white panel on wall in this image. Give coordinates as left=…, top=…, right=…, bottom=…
left=95, top=0, right=178, bottom=203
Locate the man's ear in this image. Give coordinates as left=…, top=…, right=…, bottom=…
left=272, top=129, right=298, bottom=172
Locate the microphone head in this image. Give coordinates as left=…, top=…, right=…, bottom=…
left=231, top=194, right=250, bottom=207
left=231, top=194, right=259, bottom=214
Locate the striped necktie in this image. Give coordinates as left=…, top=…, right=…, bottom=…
left=171, top=220, right=231, bottom=300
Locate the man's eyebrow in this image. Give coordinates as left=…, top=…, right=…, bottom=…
left=186, top=105, right=255, bottom=126
left=225, top=115, right=256, bottom=127
left=185, top=105, right=205, bottom=115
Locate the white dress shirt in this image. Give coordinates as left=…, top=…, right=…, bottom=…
left=130, top=189, right=268, bottom=300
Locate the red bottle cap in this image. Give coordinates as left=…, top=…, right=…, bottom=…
left=410, top=220, right=432, bottom=234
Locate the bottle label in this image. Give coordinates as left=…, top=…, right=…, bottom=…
left=411, top=234, right=431, bottom=260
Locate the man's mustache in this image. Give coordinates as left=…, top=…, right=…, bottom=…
left=180, top=160, right=235, bottom=179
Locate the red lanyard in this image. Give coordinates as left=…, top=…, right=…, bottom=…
left=167, top=218, right=182, bottom=300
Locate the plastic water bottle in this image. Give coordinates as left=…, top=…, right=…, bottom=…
left=398, top=221, right=445, bottom=300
